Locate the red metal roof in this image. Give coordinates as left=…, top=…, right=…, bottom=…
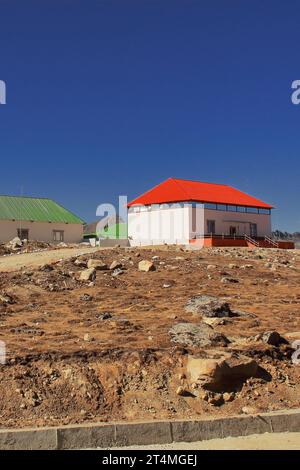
left=128, top=178, right=273, bottom=209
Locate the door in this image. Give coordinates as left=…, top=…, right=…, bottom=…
left=229, top=226, right=237, bottom=236
left=207, top=220, right=215, bottom=235
left=53, top=230, right=65, bottom=242
left=17, top=229, right=29, bottom=240
left=250, top=223, right=257, bottom=237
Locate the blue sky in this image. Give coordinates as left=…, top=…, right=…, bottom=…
left=0, top=0, right=299, bottom=231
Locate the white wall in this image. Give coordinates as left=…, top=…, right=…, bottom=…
left=128, top=204, right=272, bottom=246
left=128, top=204, right=190, bottom=246
left=0, top=220, right=83, bottom=243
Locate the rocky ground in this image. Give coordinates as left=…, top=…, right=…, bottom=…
left=0, top=244, right=300, bottom=429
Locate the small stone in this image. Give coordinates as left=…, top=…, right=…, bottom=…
left=242, top=406, right=257, bottom=415
left=263, top=330, right=288, bottom=345
left=83, top=333, right=94, bottom=342
left=176, top=386, right=189, bottom=397
left=87, top=259, right=108, bottom=270
left=111, top=268, right=124, bottom=277
left=223, top=392, right=235, bottom=402
left=208, top=393, right=224, bottom=406
left=74, top=257, right=87, bottom=267
left=79, top=268, right=96, bottom=282
left=39, top=264, right=54, bottom=272
left=138, top=260, right=156, bottom=272
left=80, top=293, right=93, bottom=301
left=221, top=277, right=239, bottom=284
left=109, top=261, right=122, bottom=270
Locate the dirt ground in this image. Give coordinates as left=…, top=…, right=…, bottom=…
left=0, top=244, right=300, bottom=429
left=0, top=246, right=98, bottom=272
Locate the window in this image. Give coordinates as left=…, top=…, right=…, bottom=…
left=259, top=208, right=271, bottom=215
left=191, top=208, right=197, bottom=233
left=204, top=203, right=217, bottom=210
left=246, top=207, right=259, bottom=214
left=17, top=229, right=29, bottom=240
left=53, top=230, right=64, bottom=242
left=237, top=206, right=246, bottom=212
left=207, top=220, right=216, bottom=234
left=217, top=204, right=227, bottom=211
left=227, top=205, right=237, bottom=212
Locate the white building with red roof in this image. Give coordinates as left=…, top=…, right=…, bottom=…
left=127, top=177, right=292, bottom=248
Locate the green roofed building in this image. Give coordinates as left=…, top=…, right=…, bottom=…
left=0, top=195, right=85, bottom=243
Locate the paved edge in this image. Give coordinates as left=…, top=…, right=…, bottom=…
left=0, top=409, right=300, bottom=450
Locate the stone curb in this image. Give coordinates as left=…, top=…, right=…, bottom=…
left=0, top=409, right=300, bottom=450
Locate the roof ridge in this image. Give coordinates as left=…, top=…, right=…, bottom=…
left=172, top=177, right=230, bottom=187
left=0, top=194, right=52, bottom=200
left=170, top=177, right=193, bottom=199
left=128, top=177, right=174, bottom=206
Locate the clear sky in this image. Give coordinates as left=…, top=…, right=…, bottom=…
left=0, top=0, right=299, bottom=231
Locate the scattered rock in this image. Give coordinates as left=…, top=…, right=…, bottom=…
left=87, top=259, right=108, bottom=270
left=261, top=330, right=288, bottom=346
left=207, top=265, right=217, bottom=270
left=162, top=280, right=175, bottom=288
left=221, top=277, right=239, bottom=284
left=176, top=386, right=187, bottom=396
left=138, top=260, right=156, bottom=272
left=8, top=237, right=23, bottom=250
left=208, top=393, right=224, bottom=406
left=186, top=353, right=258, bottom=391
left=79, top=268, right=96, bottom=282
left=0, top=292, right=16, bottom=305
left=242, top=406, right=257, bottom=415
left=223, top=392, right=235, bottom=402
left=39, top=264, right=54, bottom=272
left=203, top=317, right=228, bottom=327
left=96, top=312, right=113, bottom=320
left=83, top=333, right=94, bottom=342
left=109, top=261, right=122, bottom=270
left=111, top=268, right=124, bottom=277
left=80, top=293, right=93, bottom=302
left=74, top=257, right=87, bottom=268
left=169, top=322, right=230, bottom=348
left=185, top=295, right=234, bottom=318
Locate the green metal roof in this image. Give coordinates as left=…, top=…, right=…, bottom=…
left=0, top=195, right=84, bottom=224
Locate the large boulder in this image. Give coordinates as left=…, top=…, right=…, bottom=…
left=185, top=295, right=234, bottom=318
left=186, top=353, right=258, bottom=391
left=169, top=322, right=230, bottom=348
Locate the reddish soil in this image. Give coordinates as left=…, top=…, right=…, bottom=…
left=0, top=245, right=299, bottom=429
